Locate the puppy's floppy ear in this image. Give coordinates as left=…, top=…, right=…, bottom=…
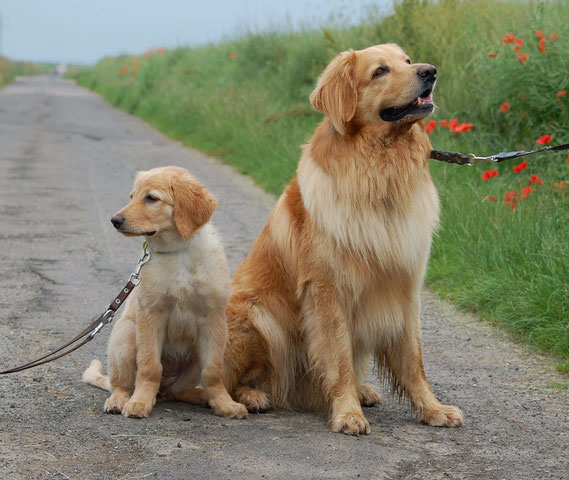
left=171, top=172, right=217, bottom=238
left=310, top=50, right=357, bottom=135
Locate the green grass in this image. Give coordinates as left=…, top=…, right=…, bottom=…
left=72, top=0, right=569, bottom=371
left=0, top=57, right=42, bottom=87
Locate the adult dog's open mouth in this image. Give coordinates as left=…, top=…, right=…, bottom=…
left=380, top=87, right=434, bottom=122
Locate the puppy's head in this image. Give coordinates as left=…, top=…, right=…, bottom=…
left=310, top=43, right=436, bottom=134
left=110, top=166, right=217, bottom=239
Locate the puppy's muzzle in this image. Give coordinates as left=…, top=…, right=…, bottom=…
left=111, top=214, right=125, bottom=229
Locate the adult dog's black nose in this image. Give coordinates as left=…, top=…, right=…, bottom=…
left=417, top=65, right=437, bottom=82
left=111, top=214, right=125, bottom=229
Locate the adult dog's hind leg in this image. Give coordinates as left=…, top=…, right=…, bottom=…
left=381, top=302, right=463, bottom=427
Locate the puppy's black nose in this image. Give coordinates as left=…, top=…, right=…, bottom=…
left=111, top=214, right=125, bottom=229
left=417, top=65, right=437, bottom=82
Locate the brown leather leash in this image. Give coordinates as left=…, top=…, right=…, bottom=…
left=430, top=142, right=569, bottom=165
left=0, top=243, right=151, bottom=374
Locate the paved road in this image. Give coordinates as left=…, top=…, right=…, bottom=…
left=0, top=76, right=568, bottom=480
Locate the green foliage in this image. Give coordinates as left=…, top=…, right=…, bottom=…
left=72, top=0, right=569, bottom=366
left=0, top=57, right=42, bottom=87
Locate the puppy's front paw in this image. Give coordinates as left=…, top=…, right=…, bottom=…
left=330, top=411, right=371, bottom=436
left=122, top=400, right=152, bottom=419
left=213, top=400, right=248, bottom=419
left=419, top=404, right=464, bottom=427
left=104, top=393, right=128, bottom=414
left=357, top=384, right=382, bottom=407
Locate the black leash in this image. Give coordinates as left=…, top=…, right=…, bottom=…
left=430, top=142, right=569, bottom=166
left=0, top=243, right=151, bottom=374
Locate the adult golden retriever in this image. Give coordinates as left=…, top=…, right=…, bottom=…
left=222, top=44, right=463, bottom=435
left=83, top=166, right=247, bottom=420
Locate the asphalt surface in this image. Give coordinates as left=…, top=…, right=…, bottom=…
left=0, top=76, right=568, bottom=480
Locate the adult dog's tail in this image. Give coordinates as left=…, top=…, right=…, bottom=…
left=82, top=359, right=110, bottom=391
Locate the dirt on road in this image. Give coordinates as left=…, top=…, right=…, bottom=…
left=0, top=76, right=567, bottom=480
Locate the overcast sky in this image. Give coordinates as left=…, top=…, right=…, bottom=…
left=0, top=0, right=392, bottom=65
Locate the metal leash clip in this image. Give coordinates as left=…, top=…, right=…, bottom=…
left=467, top=153, right=499, bottom=166
left=90, top=309, right=116, bottom=338
left=129, top=241, right=151, bottom=285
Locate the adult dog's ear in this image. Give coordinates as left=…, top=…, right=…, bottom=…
left=171, top=173, right=217, bottom=238
left=310, top=50, right=357, bottom=135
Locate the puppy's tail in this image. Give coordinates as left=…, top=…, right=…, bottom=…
left=82, top=359, right=110, bottom=391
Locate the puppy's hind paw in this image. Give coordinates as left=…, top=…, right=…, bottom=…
left=213, top=400, right=248, bottom=419
left=236, top=387, right=271, bottom=413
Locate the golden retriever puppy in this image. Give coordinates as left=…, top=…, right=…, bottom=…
left=222, top=44, right=463, bottom=435
left=82, top=166, right=247, bottom=420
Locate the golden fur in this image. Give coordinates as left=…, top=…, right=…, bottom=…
left=221, top=44, right=464, bottom=435
left=82, top=166, right=247, bottom=419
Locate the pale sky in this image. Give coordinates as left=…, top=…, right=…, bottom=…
left=0, top=0, right=392, bottom=65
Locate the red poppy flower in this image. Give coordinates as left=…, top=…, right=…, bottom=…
left=229, top=52, right=237, bottom=59
left=507, top=33, right=515, bottom=43
left=440, top=119, right=448, bottom=127
left=425, top=120, right=437, bottom=134
left=517, top=52, right=529, bottom=64
left=514, top=45, right=521, bottom=51
left=488, top=52, right=498, bottom=58
left=516, top=38, right=524, bottom=45
left=557, top=90, right=567, bottom=98
left=552, top=181, right=567, bottom=190
left=483, top=195, right=497, bottom=202
left=482, top=170, right=499, bottom=181
left=513, top=161, right=528, bottom=173
left=501, top=37, right=508, bottom=44
left=529, top=174, right=543, bottom=185
left=521, top=186, right=534, bottom=200
left=539, top=46, right=547, bottom=54
left=536, top=134, right=553, bottom=145
left=448, top=118, right=458, bottom=131
left=504, top=190, right=518, bottom=208
left=499, top=102, right=510, bottom=113
left=535, top=30, right=544, bottom=37
left=538, top=39, right=547, bottom=47
left=452, top=122, right=474, bottom=133
left=550, top=32, right=559, bottom=42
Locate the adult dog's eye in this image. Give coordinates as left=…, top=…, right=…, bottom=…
left=145, top=194, right=158, bottom=203
left=406, top=59, right=411, bottom=64
left=372, top=66, right=389, bottom=79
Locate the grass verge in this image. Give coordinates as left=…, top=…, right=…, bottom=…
left=72, top=0, right=569, bottom=371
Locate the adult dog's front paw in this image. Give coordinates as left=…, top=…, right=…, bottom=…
left=122, top=400, right=152, bottom=419
left=419, top=404, right=464, bottom=427
left=330, top=411, right=371, bottom=436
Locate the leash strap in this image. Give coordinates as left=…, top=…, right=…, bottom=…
left=430, top=142, right=569, bottom=166
left=0, top=245, right=150, bottom=375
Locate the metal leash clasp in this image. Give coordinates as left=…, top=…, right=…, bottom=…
left=90, top=309, right=116, bottom=338
left=468, top=153, right=499, bottom=166
left=129, top=241, right=151, bottom=285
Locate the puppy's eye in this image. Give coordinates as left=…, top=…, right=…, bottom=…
left=145, top=194, right=159, bottom=203
left=406, top=59, right=411, bottom=64
left=372, top=66, right=389, bottom=79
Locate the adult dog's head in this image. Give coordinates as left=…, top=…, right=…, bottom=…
left=110, top=166, right=217, bottom=241
left=310, top=43, right=436, bottom=135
